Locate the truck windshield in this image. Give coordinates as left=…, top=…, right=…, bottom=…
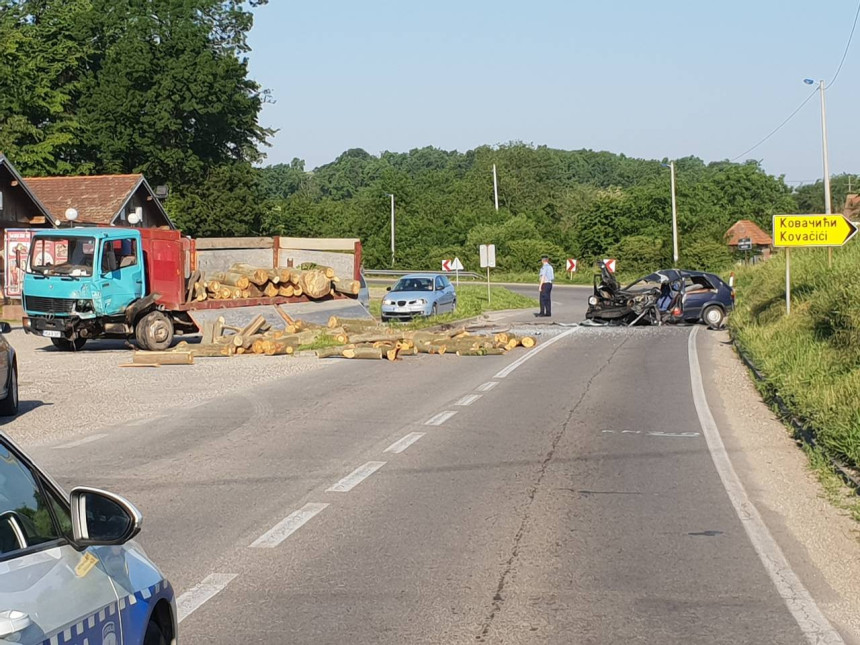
left=28, top=237, right=95, bottom=277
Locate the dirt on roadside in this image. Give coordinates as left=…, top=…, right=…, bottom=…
left=703, top=329, right=860, bottom=644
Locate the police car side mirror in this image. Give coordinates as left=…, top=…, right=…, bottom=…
left=70, top=487, right=142, bottom=547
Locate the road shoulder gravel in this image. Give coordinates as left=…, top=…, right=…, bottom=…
left=702, top=329, right=860, bottom=644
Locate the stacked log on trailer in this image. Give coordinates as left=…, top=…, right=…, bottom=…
left=130, top=316, right=537, bottom=365
left=186, top=262, right=361, bottom=302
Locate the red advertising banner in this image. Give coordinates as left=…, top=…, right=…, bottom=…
left=3, top=229, right=69, bottom=298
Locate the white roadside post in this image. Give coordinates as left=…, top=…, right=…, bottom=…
left=479, top=244, right=496, bottom=304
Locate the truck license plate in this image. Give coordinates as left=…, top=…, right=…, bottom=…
left=42, top=330, right=62, bottom=338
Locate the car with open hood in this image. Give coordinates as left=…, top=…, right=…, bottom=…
left=585, top=261, right=734, bottom=328
left=381, top=273, right=456, bottom=322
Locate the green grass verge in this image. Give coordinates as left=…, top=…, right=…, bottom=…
left=729, top=243, right=860, bottom=472
left=369, top=284, right=537, bottom=330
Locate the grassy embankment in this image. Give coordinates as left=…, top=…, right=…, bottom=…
left=368, top=284, right=537, bottom=331
left=730, top=243, right=860, bottom=512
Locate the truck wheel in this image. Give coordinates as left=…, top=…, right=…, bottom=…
left=136, top=311, right=174, bottom=351
left=51, top=338, right=87, bottom=351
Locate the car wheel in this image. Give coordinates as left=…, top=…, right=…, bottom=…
left=136, top=311, right=174, bottom=351
left=51, top=338, right=86, bottom=351
left=0, top=363, right=18, bottom=417
left=702, top=305, right=725, bottom=329
left=381, top=316, right=390, bottom=323
left=143, top=619, right=168, bottom=645
left=432, top=303, right=438, bottom=317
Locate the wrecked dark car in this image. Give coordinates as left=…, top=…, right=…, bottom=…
left=584, top=261, right=735, bottom=328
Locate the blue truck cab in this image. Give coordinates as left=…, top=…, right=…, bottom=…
left=22, top=228, right=195, bottom=351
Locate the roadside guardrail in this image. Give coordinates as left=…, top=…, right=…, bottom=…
left=365, top=269, right=484, bottom=280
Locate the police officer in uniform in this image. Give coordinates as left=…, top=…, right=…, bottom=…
left=536, top=255, right=554, bottom=317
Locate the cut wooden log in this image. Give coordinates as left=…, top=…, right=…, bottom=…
left=521, top=336, right=537, bottom=348
left=289, top=270, right=302, bottom=285
left=299, top=270, right=331, bottom=299
left=274, top=306, right=294, bottom=326
left=186, top=344, right=231, bottom=357
left=252, top=339, right=267, bottom=354
left=209, top=271, right=251, bottom=289
left=201, top=321, right=216, bottom=345
left=327, top=316, right=340, bottom=329
left=345, top=332, right=398, bottom=344
left=342, top=347, right=384, bottom=359
left=456, top=348, right=506, bottom=356
left=316, top=345, right=349, bottom=358
left=385, top=347, right=399, bottom=361
left=266, top=269, right=281, bottom=284
left=228, top=263, right=271, bottom=286
left=293, top=284, right=304, bottom=297
left=133, top=351, right=194, bottom=365
left=206, top=280, right=222, bottom=293
left=262, top=339, right=296, bottom=355
left=263, top=282, right=279, bottom=298
left=278, top=285, right=295, bottom=297
left=332, top=279, right=361, bottom=295
left=186, top=270, right=201, bottom=304
left=277, top=268, right=293, bottom=283
left=194, top=282, right=208, bottom=302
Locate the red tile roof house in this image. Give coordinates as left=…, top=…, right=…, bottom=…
left=24, top=174, right=175, bottom=229
left=725, top=219, right=773, bottom=260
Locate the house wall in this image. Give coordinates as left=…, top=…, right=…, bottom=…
left=0, top=165, right=48, bottom=227
left=113, top=186, right=171, bottom=229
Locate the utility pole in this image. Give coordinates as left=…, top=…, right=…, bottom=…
left=806, top=78, right=833, bottom=267
left=669, top=161, right=679, bottom=266
left=492, top=164, right=499, bottom=212
left=387, top=193, right=395, bottom=267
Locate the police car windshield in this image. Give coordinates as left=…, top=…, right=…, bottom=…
left=28, top=237, right=94, bottom=277
left=392, top=278, right=434, bottom=292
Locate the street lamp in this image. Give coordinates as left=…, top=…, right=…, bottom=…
left=64, top=207, right=78, bottom=228
left=661, top=162, right=679, bottom=266
left=803, top=78, right=833, bottom=215
left=386, top=193, right=395, bottom=267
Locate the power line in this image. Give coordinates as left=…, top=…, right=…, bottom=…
left=827, top=0, right=860, bottom=88
left=730, top=89, right=817, bottom=162
left=728, top=0, right=859, bottom=163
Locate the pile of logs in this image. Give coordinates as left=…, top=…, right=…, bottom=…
left=130, top=316, right=537, bottom=365
left=187, top=262, right=361, bottom=302
left=312, top=317, right=537, bottom=361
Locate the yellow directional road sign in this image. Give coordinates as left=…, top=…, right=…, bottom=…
left=773, top=214, right=858, bottom=248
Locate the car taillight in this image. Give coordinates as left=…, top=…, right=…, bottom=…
left=672, top=307, right=682, bottom=316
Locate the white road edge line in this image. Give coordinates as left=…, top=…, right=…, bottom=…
left=177, top=573, right=238, bottom=623
left=327, top=461, right=387, bottom=492
left=494, top=328, right=578, bottom=379
left=384, top=432, right=426, bottom=454
left=250, top=502, right=329, bottom=548
left=476, top=381, right=499, bottom=392
left=425, top=410, right=457, bottom=426
left=688, top=327, right=844, bottom=645
left=455, top=394, right=482, bottom=406
left=52, top=434, right=109, bottom=450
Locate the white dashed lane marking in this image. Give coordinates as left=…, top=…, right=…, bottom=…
left=177, top=573, right=238, bottom=623
left=455, top=394, right=482, bottom=406
left=425, top=411, right=457, bottom=426
left=250, top=502, right=329, bottom=548
left=384, top=432, right=426, bottom=454
left=476, top=381, right=499, bottom=392
left=327, top=461, right=387, bottom=492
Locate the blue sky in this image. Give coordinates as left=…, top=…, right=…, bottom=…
left=247, top=0, right=859, bottom=185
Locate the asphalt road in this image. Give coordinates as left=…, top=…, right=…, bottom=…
left=30, top=286, right=840, bottom=644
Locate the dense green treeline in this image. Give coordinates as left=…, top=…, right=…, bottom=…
left=259, top=144, right=807, bottom=274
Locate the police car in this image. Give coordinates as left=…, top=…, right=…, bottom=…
left=0, top=433, right=176, bottom=644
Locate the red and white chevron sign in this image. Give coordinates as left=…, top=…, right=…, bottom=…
left=566, top=258, right=577, bottom=272
left=442, top=259, right=452, bottom=272
left=603, top=258, right=617, bottom=273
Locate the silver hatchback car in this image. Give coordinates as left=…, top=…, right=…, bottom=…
left=381, top=274, right=457, bottom=322
left=0, top=434, right=176, bottom=644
